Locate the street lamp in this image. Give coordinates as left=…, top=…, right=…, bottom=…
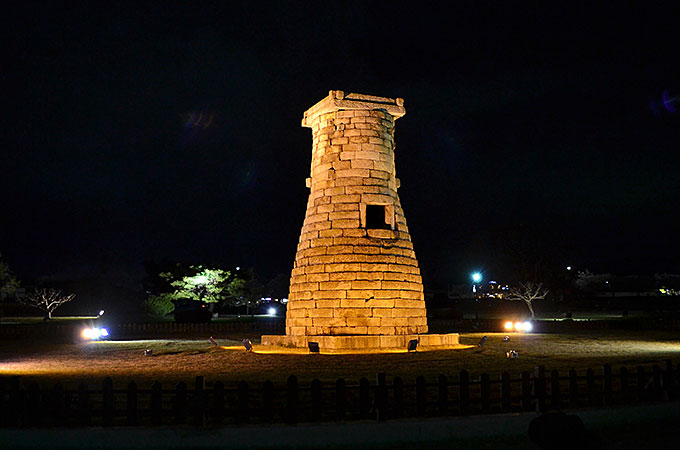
left=471, top=272, right=482, bottom=293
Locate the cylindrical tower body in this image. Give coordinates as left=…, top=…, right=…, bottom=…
left=286, top=91, right=427, bottom=337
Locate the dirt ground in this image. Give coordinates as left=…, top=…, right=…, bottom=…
left=1, top=330, right=679, bottom=389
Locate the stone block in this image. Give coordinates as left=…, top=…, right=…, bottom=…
left=314, top=308, right=335, bottom=318
left=331, top=219, right=361, bottom=229
left=315, top=299, right=341, bottom=308
left=312, top=290, right=346, bottom=299
left=319, top=280, right=353, bottom=291
left=326, top=245, right=355, bottom=255
left=334, top=307, right=371, bottom=318
left=318, top=229, right=344, bottom=237
left=324, top=263, right=363, bottom=273
left=313, top=317, right=347, bottom=327
left=306, top=272, right=330, bottom=282
left=331, top=194, right=361, bottom=204
left=332, top=254, right=366, bottom=263
left=346, top=317, right=381, bottom=327
left=329, top=272, right=357, bottom=281
left=351, top=280, right=381, bottom=290
left=344, top=290, right=376, bottom=300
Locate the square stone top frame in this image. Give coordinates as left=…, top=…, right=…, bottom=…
left=302, top=90, right=406, bottom=127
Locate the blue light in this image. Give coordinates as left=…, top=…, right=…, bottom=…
left=471, top=272, right=482, bottom=283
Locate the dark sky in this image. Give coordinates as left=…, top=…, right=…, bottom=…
left=2, top=1, right=679, bottom=287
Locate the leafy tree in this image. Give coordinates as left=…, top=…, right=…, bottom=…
left=142, top=294, right=176, bottom=317
left=574, top=270, right=612, bottom=294
left=151, top=264, right=247, bottom=308
left=0, top=253, right=20, bottom=295
left=506, top=282, right=549, bottom=318
left=20, top=288, right=75, bottom=320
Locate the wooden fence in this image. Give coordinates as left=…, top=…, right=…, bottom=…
left=0, top=320, right=285, bottom=340
left=1, top=360, right=677, bottom=427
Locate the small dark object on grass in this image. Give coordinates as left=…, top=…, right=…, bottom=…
left=477, top=336, right=487, bottom=347
left=242, top=339, right=253, bottom=352
left=209, top=336, right=217, bottom=346
left=506, top=350, right=518, bottom=359
left=407, top=339, right=418, bottom=352
left=145, top=349, right=153, bottom=356
left=503, top=336, right=510, bottom=342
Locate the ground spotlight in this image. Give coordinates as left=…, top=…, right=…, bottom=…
left=504, top=321, right=514, bottom=330
left=407, top=339, right=418, bottom=352
left=308, top=342, right=320, bottom=353
left=268, top=307, right=276, bottom=316
left=523, top=321, right=533, bottom=332
left=243, top=338, right=253, bottom=352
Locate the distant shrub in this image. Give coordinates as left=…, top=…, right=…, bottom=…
left=143, top=294, right=175, bottom=317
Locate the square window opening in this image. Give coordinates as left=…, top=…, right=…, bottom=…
left=365, top=204, right=391, bottom=230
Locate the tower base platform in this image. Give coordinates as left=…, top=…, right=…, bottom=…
left=261, top=333, right=460, bottom=351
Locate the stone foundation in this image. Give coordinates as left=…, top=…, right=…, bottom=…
left=261, top=333, right=460, bottom=351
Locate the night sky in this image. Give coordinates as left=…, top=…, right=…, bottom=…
left=3, top=2, right=679, bottom=288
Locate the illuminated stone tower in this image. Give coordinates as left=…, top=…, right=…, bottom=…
left=285, top=90, right=427, bottom=339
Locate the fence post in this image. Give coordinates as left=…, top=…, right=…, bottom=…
left=437, top=374, right=448, bottom=416
left=393, top=376, right=404, bottom=418
left=193, top=376, right=205, bottom=426
left=619, top=366, right=629, bottom=403
left=376, top=373, right=387, bottom=421
left=602, top=364, right=612, bottom=406
left=652, top=365, right=662, bottom=401
left=586, top=368, right=595, bottom=406
left=500, top=372, right=511, bottom=412
left=459, top=369, right=469, bottom=416
left=28, top=382, right=44, bottom=427
left=636, top=366, right=646, bottom=401
left=175, top=381, right=187, bottom=424
left=480, top=373, right=490, bottom=413
left=359, top=377, right=370, bottom=419
left=127, top=381, right=138, bottom=426
left=335, top=378, right=346, bottom=420
left=520, top=371, right=531, bottom=411
left=102, top=377, right=114, bottom=426
left=151, top=381, right=162, bottom=425
left=236, top=381, right=249, bottom=424
left=416, top=376, right=426, bottom=417
left=534, top=365, right=546, bottom=413
left=78, top=382, right=90, bottom=426
left=311, top=379, right=322, bottom=422
left=9, top=377, right=24, bottom=427
left=287, top=375, right=298, bottom=424
left=550, top=370, right=561, bottom=410
left=663, top=360, right=675, bottom=401
left=212, top=381, right=224, bottom=425
left=261, top=380, right=273, bottom=423
left=51, top=382, right=65, bottom=427
left=568, top=369, right=578, bottom=408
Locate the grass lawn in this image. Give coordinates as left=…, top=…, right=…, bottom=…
left=2, top=330, right=679, bottom=389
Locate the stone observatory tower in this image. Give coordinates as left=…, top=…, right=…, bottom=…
left=264, top=91, right=458, bottom=350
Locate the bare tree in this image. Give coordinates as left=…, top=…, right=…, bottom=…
left=20, top=288, right=75, bottom=320
left=506, top=282, right=548, bottom=319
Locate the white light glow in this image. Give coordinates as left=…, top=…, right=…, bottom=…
left=101, top=328, right=109, bottom=337
left=268, top=308, right=276, bottom=315
left=523, top=321, right=533, bottom=332
left=514, top=322, right=524, bottom=331
left=504, top=321, right=514, bottom=330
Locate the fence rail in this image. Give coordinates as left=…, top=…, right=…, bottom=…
left=1, top=361, right=677, bottom=427
left=0, top=320, right=285, bottom=340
